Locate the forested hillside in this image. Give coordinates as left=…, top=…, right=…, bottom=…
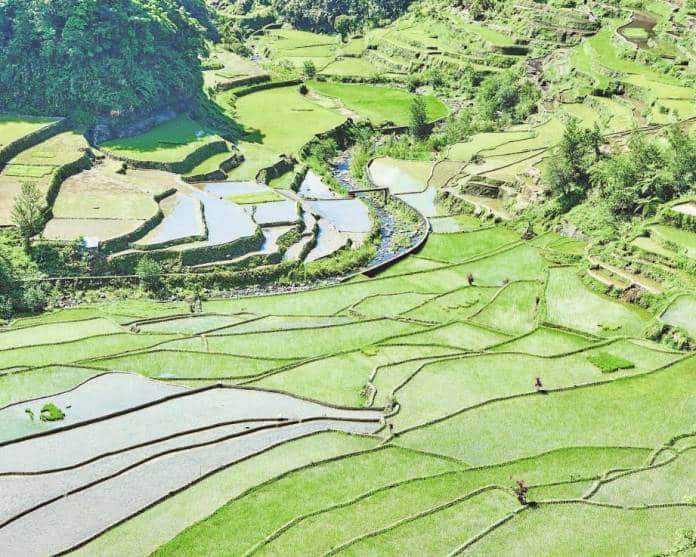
left=215, top=0, right=413, bottom=33
left=0, top=0, right=210, bottom=117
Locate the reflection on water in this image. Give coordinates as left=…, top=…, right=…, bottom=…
left=310, top=199, right=372, bottom=233
left=139, top=194, right=203, bottom=246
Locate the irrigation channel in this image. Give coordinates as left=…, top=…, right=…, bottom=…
left=333, top=150, right=428, bottom=271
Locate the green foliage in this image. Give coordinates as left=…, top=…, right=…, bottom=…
left=409, top=96, right=430, bottom=140
left=270, top=0, right=411, bottom=33
left=591, top=129, right=696, bottom=218
left=302, top=60, right=317, bottom=78
left=135, top=257, right=163, bottom=292
left=21, top=283, right=52, bottom=314
left=334, top=14, right=355, bottom=41
left=0, top=0, right=208, bottom=117
left=475, top=70, right=540, bottom=128
left=11, top=181, right=44, bottom=251
left=39, top=402, right=65, bottom=422
left=544, top=119, right=602, bottom=211
left=587, top=351, right=635, bottom=373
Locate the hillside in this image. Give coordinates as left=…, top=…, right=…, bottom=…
left=0, top=0, right=209, bottom=117
left=0, top=0, right=695, bottom=555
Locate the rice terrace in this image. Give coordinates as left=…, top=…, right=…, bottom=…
left=0, top=0, right=695, bottom=555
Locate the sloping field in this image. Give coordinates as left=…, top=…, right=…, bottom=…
left=0, top=114, right=59, bottom=147
left=1, top=220, right=693, bottom=556
left=0, top=131, right=89, bottom=225
left=100, top=115, right=222, bottom=165
left=0, top=380, right=382, bottom=556
left=307, top=80, right=448, bottom=126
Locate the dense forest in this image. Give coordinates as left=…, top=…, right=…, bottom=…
left=0, top=0, right=210, bottom=118
left=217, top=0, right=413, bottom=33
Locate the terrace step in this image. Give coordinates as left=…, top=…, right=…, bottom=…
left=588, top=257, right=664, bottom=294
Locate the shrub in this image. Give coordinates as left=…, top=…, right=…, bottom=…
left=303, top=60, right=317, bottom=78
left=475, top=69, right=540, bottom=127
left=135, top=256, right=163, bottom=291
left=0, top=295, right=13, bottom=320
left=409, top=96, right=430, bottom=140
left=21, top=283, right=51, bottom=314
left=39, top=402, right=65, bottom=422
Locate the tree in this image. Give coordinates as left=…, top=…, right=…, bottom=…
left=544, top=119, right=602, bottom=211
left=135, top=257, right=163, bottom=292
left=11, top=182, right=44, bottom=252
left=334, top=15, right=354, bottom=42
left=476, top=70, right=540, bottom=127
left=0, top=0, right=208, bottom=117
left=303, top=60, right=317, bottom=78
left=590, top=133, right=669, bottom=217
left=409, top=96, right=429, bottom=140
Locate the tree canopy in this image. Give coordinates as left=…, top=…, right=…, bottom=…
left=0, top=0, right=209, bottom=118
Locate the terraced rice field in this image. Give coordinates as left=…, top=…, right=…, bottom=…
left=0, top=131, right=89, bottom=225
left=306, top=80, right=448, bottom=126
left=3, top=215, right=693, bottom=556
left=100, top=115, right=223, bottom=166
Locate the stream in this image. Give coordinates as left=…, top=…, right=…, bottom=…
left=333, top=151, right=426, bottom=269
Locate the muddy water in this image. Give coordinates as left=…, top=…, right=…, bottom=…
left=618, top=12, right=657, bottom=49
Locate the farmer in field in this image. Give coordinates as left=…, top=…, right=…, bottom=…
left=467, top=272, right=474, bottom=286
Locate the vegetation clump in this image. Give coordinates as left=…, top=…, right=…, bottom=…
left=0, top=0, right=210, bottom=118
left=39, top=402, right=65, bottom=422
left=587, top=351, right=635, bottom=373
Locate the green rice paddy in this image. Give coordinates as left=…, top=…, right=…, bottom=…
left=307, top=80, right=449, bottom=125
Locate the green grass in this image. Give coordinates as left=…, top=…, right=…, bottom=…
left=0, top=317, right=123, bottom=351
left=592, top=448, right=696, bottom=506
left=100, top=115, right=219, bottom=163
left=650, top=224, right=696, bottom=258
left=622, top=27, right=649, bottom=39
left=0, top=333, right=179, bottom=369
left=390, top=343, right=673, bottom=431
left=183, top=151, right=232, bottom=178
left=90, top=350, right=291, bottom=380
left=417, top=228, right=519, bottom=263
left=350, top=292, right=437, bottom=318
left=2, top=164, right=55, bottom=177
left=448, top=131, right=534, bottom=161
left=73, top=432, right=377, bottom=557
left=470, top=281, right=540, bottom=336
left=226, top=142, right=282, bottom=181
left=231, top=86, right=345, bottom=154
left=225, top=190, right=285, bottom=204
left=397, top=355, right=695, bottom=464
left=587, top=351, right=635, bottom=373
left=162, top=319, right=426, bottom=360
left=461, top=21, right=515, bottom=46
left=339, top=489, right=517, bottom=556
left=320, top=57, right=380, bottom=77
left=382, top=321, right=510, bottom=351
left=546, top=266, right=649, bottom=337
left=0, top=365, right=102, bottom=408
left=467, top=503, right=696, bottom=555
left=0, top=114, right=59, bottom=146
left=154, top=447, right=462, bottom=557
left=307, top=80, right=449, bottom=126
left=250, top=345, right=453, bottom=406
left=491, top=326, right=594, bottom=356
